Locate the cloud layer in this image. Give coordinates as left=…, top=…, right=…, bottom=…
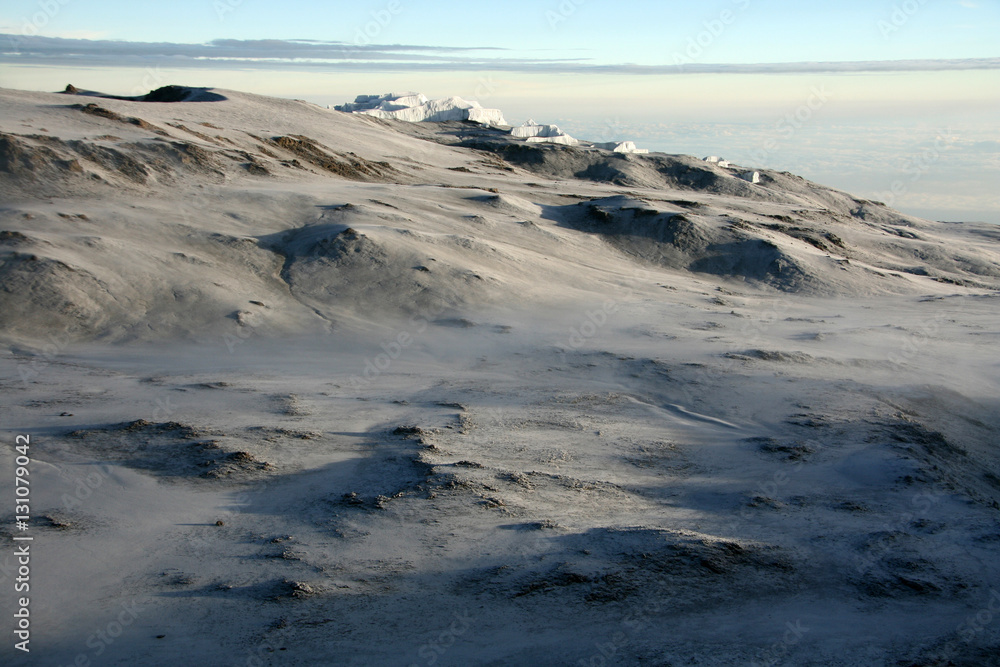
left=3, top=34, right=999, bottom=74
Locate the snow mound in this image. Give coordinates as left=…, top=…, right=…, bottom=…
left=511, top=121, right=647, bottom=152
left=595, top=141, right=650, bottom=155
left=510, top=120, right=564, bottom=139
left=511, top=120, right=579, bottom=146
left=334, top=92, right=507, bottom=126
left=705, top=156, right=732, bottom=168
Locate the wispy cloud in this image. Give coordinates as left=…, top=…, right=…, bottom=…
left=0, top=34, right=511, bottom=60
left=2, top=34, right=999, bottom=75
left=39, top=30, right=111, bottom=40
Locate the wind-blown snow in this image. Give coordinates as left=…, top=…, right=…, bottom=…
left=3, top=85, right=999, bottom=667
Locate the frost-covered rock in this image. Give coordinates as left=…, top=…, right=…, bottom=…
left=741, top=171, right=761, bottom=184
left=595, top=141, right=650, bottom=154
left=334, top=92, right=507, bottom=126
left=511, top=120, right=579, bottom=145
left=511, top=120, right=566, bottom=139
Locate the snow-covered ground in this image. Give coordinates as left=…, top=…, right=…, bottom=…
left=1, top=85, right=999, bottom=666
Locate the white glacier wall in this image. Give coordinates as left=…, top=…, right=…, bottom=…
left=466, top=107, right=507, bottom=126
left=511, top=119, right=580, bottom=146
left=510, top=120, right=567, bottom=139
left=595, top=141, right=650, bottom=154
left=334, top=92, right=507, bottom=126
left=335, top=92, right=427, bottom=113
left=335, top=92, right=649, bottom=153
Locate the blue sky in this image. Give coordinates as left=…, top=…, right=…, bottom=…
left=1, top=0, right=998, bottom=68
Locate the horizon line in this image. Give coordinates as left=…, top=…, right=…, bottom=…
left=2, top=34, right=998, bottom=75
